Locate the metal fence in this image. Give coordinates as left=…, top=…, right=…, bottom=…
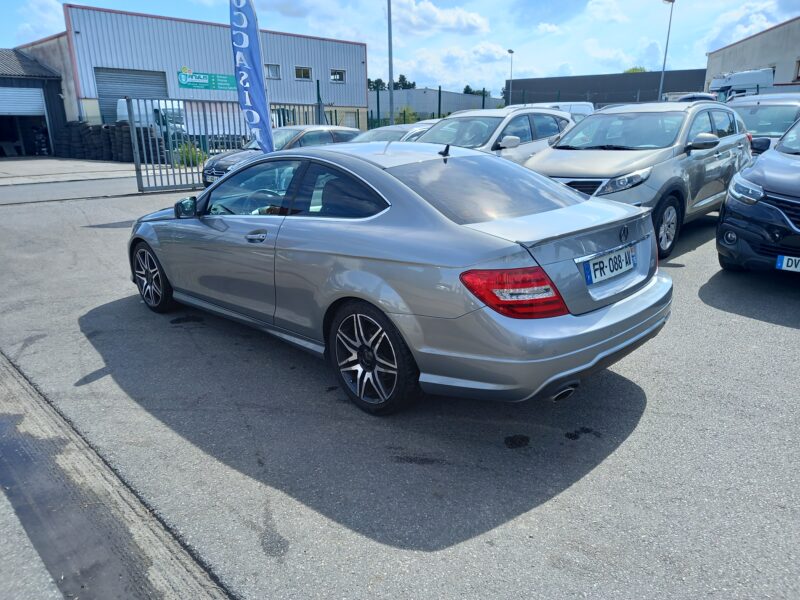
left=126, top=97, right=323, bottom=192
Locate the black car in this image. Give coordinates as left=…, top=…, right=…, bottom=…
left=717, top=118, right=800, bottom=273
left=202, top=125, right=360, bottom=186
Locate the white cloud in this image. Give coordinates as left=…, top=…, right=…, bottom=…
left=472, top=41, right=509, bottom=63
left=536, top=22, right=562, bottom=35
left=554, top=62, right=573, bottom=76
left=697, top=0, right=786, bottom=53
left=393, top=0, right=489, bottom=35
left=586, top=0, right=629, bottom=24
left=16, top=0, right=64, bottom=42
left=583, top=37, right=634, bottom=69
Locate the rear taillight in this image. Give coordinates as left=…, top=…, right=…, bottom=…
left=460, top=267, right=569, bottom=319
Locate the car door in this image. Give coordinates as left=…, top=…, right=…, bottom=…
left=684, top=110, right=722, bottom=215
left=708, top=109, right=741, bottom=204
left=274, top=161, right=390, bottom=341
left=494, top=114, right=534, bottom=163
left=163, top=159, right=303, bottom=322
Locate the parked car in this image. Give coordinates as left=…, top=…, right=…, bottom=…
left=675, top=93, right=716, bottom=102
left=129, top=142, right=672, bottom=414
left=727, top=94, right=800, bottom=153
left=201, top=125, right=360, bottom=186
left=515, top=102, right=594, bottom=122
left=525, top=101, right=751, bottom=258
left=416, top=106, right=574, bottom=164
left=716, top=119, right=800, bottom=272
left=351, top=120, right=438, bottom=143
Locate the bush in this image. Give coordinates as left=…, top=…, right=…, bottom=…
left=175, top=142, right=206, bottom=167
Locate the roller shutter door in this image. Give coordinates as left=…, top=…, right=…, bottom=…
left=0, top=87, right=46, bottom=116
left=94, top=68, right=168, bottom=124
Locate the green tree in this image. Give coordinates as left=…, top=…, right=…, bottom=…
left=624, top=66, right=647, bottom=73
left=368, top=78, right=387, bottom=91
left=463, top=84, right=475, bottom=95
left=394, top=74, right=416, bottom=89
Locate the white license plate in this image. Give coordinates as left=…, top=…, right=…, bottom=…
left=206, top=175, right=219, bottom=182
left=582, top=244, right=637, bottom=285
left=776, top=255, right=800, bottom=272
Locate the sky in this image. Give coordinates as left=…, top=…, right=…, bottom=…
left=4, top=0, right=799, bottom=96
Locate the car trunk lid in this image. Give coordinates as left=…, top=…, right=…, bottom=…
left=465, top=199, right=657, bottom=315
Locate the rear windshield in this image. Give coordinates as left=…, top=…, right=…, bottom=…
left=417, top=116, right=503, bottom=148
left=388, top=155, right=583, bottom=225
left=352, top=128, right=408, bottom=142
left=732, top=105, right=800, bottom=137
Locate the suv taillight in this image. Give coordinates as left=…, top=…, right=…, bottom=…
left=460, top=267, right=569, bottom=319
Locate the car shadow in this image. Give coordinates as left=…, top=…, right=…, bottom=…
left=699, top=268, right=800, bottom=329
left=661, top=214, right=718, bottom=266
left=79, top=295, right=647, bottom=552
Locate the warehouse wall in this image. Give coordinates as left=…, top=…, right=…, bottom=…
left=368, top=88, right=504, bottom=117
left=0, top=76, right=67, bottom=154
left=18, top=34, right=80, bottom=122
left=66, top=5, right=367, bottom=108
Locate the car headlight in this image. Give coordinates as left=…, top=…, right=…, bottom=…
left=728, top=172, right=763, bottom=205
left=596, top=167, right=652, bottom=196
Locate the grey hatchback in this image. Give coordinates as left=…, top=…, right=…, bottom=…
left=129, top=143, right=672, bottom=414
left=526, top=102, right=751, bottom=257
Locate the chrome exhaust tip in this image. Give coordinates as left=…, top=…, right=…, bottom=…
left=552, top=386, right=577, bottom=402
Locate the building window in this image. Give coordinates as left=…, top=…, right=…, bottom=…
left=330, top=69, right=346, bottom=83
left=265, top=64, right=281, bottom=80
left=295, top=66, right=312, bottom=81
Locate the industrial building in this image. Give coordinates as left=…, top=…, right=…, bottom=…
left=705, top=16, right=800, bottom=91
left=505, top=69, right=707, bottom=106
left=368, top=87, right=503, bottom=121
left=14, top=3, right=368, bottom=152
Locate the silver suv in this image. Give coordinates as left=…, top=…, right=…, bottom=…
left=416, top=106, right=574, bottom=164
left=525, top=102, right=751, bottom=257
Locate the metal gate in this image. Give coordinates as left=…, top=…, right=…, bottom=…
left=127, top=97, right=320, bottom=192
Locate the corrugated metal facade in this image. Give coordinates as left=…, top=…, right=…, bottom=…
left=0, top=76, right=68, bottom=153
left=66, top=5, right=367, bottom=107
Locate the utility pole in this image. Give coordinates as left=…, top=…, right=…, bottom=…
left=387, top=0, right=395, bottom=125
left=507, top=49, right=514, bottom=105
left=658, top=0, right=675, bottom=101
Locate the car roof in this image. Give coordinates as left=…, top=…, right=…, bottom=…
left=272, top=141, right=484, bottom=169
left=596, top=101, right=730, bottom=114
left=275, top=124, right=359, bottom=131
left=368, top=123, right=420, bottom=132
left=443, top=106, right=571, bottom=119
left=726, top=93, right=800, bottom=106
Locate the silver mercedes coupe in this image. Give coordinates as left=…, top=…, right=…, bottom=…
left=128, top=142, right=672, bottom=414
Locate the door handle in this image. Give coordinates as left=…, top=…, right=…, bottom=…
left=245, top=232, right=267, bottom=243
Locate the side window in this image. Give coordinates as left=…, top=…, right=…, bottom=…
left=332, top=130, right=359, bottom=143
left=291, top=163, right=388, bottom=219
left=556, top=116, right=571, bottom=131
left=688, top=112, right=713, bottom=140
left=206, top=161, right=301, bottom=216
left=530, top=113, right=561, bottom=139
left=297, top=130, right=334, bottom=147
left=499, top=114, right=533, bottom=144
left=711, top=110, right=736, bottom=137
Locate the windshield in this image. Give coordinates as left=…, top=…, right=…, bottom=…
left=352, top=128, right=408, bottom=142
left=246, top=128, right=301, bottom=151
left=732, top=105, right=800, bottom=137
left=556, top=111, right=685, bottom=150
left=388, top=155, right=583, bottom=225
left=417, top=116, right=503, bottom=149
left=776, top=119, right=800, bottom=154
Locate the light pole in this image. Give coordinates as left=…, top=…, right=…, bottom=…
left=387, top=0, right=395, bottom=125
left=507, top=49, right=514, bottom=105
left=657, top=0, right=675, bottom=101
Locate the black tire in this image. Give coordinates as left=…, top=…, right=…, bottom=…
left=329, top=301, right=420, bottom=415
left=132, top=241, right=175, bottom=313
left=653, top=195, right=682, bottom=259
left=718, top=252, right=745, bottom=272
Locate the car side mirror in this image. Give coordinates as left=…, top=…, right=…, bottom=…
left=174, top=196, right=197, bottom=218
left=750, top=137, right=771, bottom=155
left=686, top=132, right=719, bottom=153
left=548, top=134, right=562, bottom=147
left=497, top=135, right=521, bottom=150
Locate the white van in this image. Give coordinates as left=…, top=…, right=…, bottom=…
left=116, top=98, right=187, bottom=137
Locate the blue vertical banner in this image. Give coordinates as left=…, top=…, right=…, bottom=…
left=230, top=0, right=274, bottom=152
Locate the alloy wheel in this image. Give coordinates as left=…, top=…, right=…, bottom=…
left=658, top=205, right=678, bottom=251
left=134, top=247, right=163, bottom=307
left=335, top=313, right=398, bottom=404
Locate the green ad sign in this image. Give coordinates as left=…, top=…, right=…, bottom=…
left=177, top=70, right=237, bottom=91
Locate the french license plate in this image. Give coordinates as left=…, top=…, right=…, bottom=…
left=206, top=175, right=219, bottom=183
left=776, top=255, right=800, bottom=272
left=582, top=244, right=637, bottom=285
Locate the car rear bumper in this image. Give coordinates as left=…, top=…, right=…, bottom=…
left=717, top=195, right=800, bottom=270
left=392, top=272, right=672, bottom=402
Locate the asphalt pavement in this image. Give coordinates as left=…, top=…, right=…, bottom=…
left=0, top=193, right=797, bottom=599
